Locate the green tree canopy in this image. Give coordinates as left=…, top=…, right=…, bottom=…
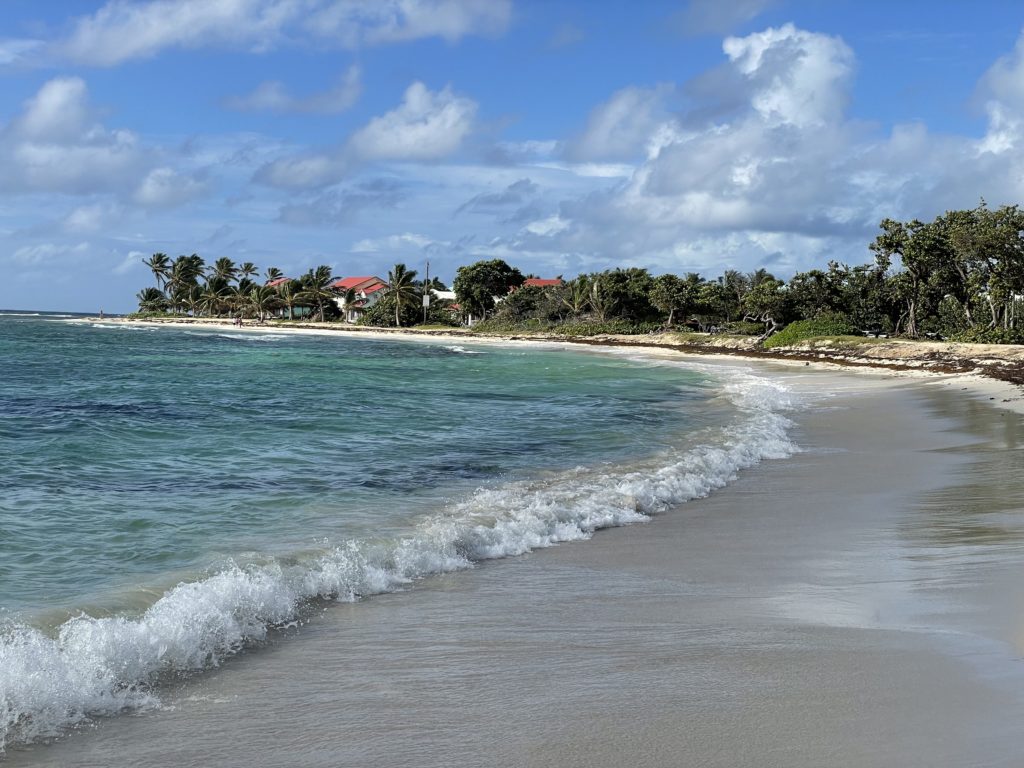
left=453, top=259, right=525, bottom=319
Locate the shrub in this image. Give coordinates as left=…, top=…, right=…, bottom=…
left=950, top=327, right=1024, bottom=345
left=763, top=313, right=859, bottom=349
left=555, top=320, right=662, bottom=337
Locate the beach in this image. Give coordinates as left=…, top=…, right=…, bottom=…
left=7, top=341, right=1024, bottom=767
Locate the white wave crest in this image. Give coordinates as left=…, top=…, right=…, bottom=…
left=0, top=367, right=796, bottom=752
left=216, top=333, right=290, bottom=342
left=445, top=345, right=483, bottom=355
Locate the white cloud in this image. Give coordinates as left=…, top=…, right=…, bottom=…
left=351, top=232, right=436, bottom=252
left=11, top=77, right=93, bottom=143
left=112, top=250, right=147, bottom=275
left=0, top=77, right=149, bottom=196
left=57, top=0, right=511, bottom=66
left=568, top=84, right=674, bottom=160
left=61, top=0, right=293, bottom=66
left=63, top=202, right=123, bottom=233
left=255, top=152, right=349, bottom=189
left=0, top=38, right=43, bottom=65
left=255, top=81, right=477, bottom=189
left=348, top=82, right=477, bottom=161
left=227, top=65, right=362, bottom=113
left=11, top=242, right=89, bottom=265
left=722, top=23, right=854, bottom=128
left=133, top=167, right=209, bottom=207
left=307, top=0, right=511, bottom=47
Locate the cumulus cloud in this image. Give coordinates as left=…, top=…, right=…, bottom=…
left=350, top=232, right=436, bottom=252
left=134, top=167, right=209, bottom=207
left=256, top=81, right=477, bottom=189
left=57, top=0, right=511, bottom=66
left=63, top=202, right=124, bottom=233
left=226, top=65, right=362, bottom=113
left=348, top=82, right=477, bottom=161
left=567, top=84, right=674, bottom=161
left=0, top=77, right=148, bottom=196
left=505, top=24, right=1024, bottom=278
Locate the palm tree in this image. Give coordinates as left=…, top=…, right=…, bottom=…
left=199, top=277, right=230, bottom=317
left=297, top=265, right=337, bottom=321
left=209, top=257, right=238, bottom=285
left=387, top=263, right=419, bottom=327
left=238, top=262, right=258, bottom=282
left=248, top=285, right=280, bottom=322
left=265, top=266, right=284, bottom=283
left=136, top=287, right=168, bottom=313
left=143, top=253, right=171, bottom=292
left=341, top=287, right=366, bottom=323
left=560, top=276, right=591, bottom=317
left=588, top=275, right=615, bottom=321
left=167, top=254, right=205, bottom=312
left=278, top=280, right=301, bottom=320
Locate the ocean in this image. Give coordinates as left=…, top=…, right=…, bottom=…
left=0, top=313, right=797, bottom=754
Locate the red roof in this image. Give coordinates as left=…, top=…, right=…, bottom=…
left=331, top=276, right=385, bottom=291
left=265, top=277, right=290, bottom=288
left=363, top=282, right=386, bottom=295
left=523, top=278, right=563, bottom=288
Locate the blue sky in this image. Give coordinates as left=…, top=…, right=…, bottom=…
left=3, top=0, right=1024, bottom=312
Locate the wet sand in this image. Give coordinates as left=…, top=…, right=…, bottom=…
left=9, top=368, right=1024, bottom=767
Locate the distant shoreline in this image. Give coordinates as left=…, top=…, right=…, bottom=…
left=87, top=315, right=1024, bottom=413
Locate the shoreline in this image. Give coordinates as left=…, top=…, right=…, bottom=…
left=85, top=314, right=1024, bottom=415
left=13, top=355, right=1024, bottom=767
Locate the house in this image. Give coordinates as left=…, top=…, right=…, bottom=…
left=331, top=275, right=389, bottom=322
left=522, top=277, right=564, bottom=288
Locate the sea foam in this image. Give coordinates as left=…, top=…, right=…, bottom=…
left=0, top=366, right=796, bottom=752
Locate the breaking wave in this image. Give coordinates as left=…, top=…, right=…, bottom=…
left=0, top=368, right=797, bottom=752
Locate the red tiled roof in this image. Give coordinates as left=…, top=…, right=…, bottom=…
left=331, top=276, right=382, bottom=291
left=363, top=282, right=386, bottom=294
left=265, top=277, right=290, bottom=288
left=523, top=278, right=563, bottom=287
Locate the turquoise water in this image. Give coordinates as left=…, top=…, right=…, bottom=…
left=0, top=314, right=796, bottom=750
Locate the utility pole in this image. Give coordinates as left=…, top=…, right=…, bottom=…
left=422, top=259, right=430, bottom=324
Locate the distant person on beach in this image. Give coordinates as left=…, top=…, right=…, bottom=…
left=99, top=309, right=104, bottom=319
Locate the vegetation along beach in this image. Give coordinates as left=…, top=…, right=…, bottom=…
left=4, top=2, right=1024, bottom=767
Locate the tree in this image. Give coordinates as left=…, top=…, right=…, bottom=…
left=650, top=273, right=700, bottom=326
left=387, top=263, right=420, bottom=327
left=143, top=253, right=171, bottom=292
left=742, top=278, right=789, bottom=338
left=453, top=259, right=525, bottom=320
left=277, top=280, right=302, bottom=320
left=248, top=284, right=280, bottom=321
left=209, top=257, right=238, bottom=285
left=265, top=266, right=284, bottom=283
left=238, top=262, right=258, bottom=282
left=297, top=265, right=337, bottom=321
left=136, top=287, right=168, bottom=313
left=341, top=287, right=365, bottom=323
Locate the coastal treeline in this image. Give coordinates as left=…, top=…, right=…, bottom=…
left=135, top=201, right=1024, bottom=343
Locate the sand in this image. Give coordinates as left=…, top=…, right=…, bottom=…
left=9, top=359, right=1024, bottom=767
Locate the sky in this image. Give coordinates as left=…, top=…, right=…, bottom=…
left=3, top=0, right=1024, bottom=312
